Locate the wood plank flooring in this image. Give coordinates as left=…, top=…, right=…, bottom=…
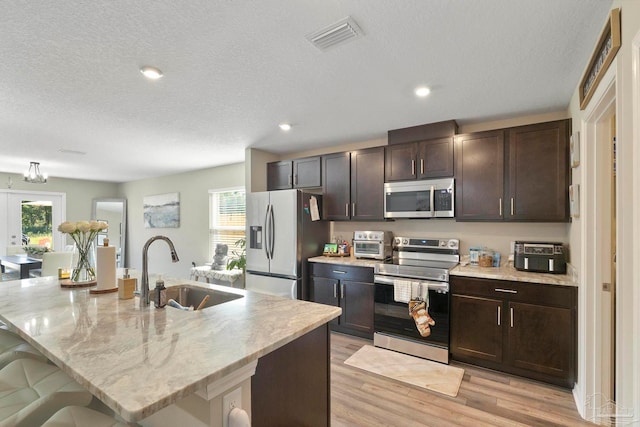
left=330, top=333, right=594, bottom=427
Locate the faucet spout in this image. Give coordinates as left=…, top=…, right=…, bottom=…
left=141, top=236, right=180, bottom=307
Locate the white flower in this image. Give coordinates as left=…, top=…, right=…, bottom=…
left=76, top=221, right=91, bottom=233
left=58, top=221, right=77, bottom=234
left=89, top=220, right=107, bottom=232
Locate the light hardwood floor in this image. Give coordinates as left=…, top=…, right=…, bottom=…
left=330, top=333, right=594, bottom=427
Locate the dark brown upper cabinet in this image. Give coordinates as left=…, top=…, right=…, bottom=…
left=385, top=137, right=454, bottom=181
left=267, top=156, right=321, bottom=190
left=455, top=130, right=506, bottom=221
left=455, top=119, right=570, bottom=222
left=386, top=120, right=457, bottom=182
left=322, top=147, right=384, bottom=221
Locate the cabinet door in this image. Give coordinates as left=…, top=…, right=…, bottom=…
left=418, top=137, right=454, bottom=179
left=322, top=152, right=351, bottom=220
left=351, top=146, right=385, bottom=220
left=267, top=161, right=292, bottom=190
left=507, top=120, right=570, bottom=221
left=507, top=301, right=574, bottom=386
left=310, top=276, right=340, bottom=328
left=450, top=294, right=503, bottom=364
left=340, top=280, right=374, bottom=338
left=384, top=142, right=417, bottom=182
left=293, top=156, right=321, bottom=188
left=455, top=130, right=505, bottom=220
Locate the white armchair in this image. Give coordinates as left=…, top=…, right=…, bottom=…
left=29, top=252, right=73, bottom=278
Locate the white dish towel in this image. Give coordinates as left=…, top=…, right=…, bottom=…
left=393, top=279, right=412, bottom=303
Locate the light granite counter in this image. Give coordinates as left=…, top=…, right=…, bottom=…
left=0, top=275, right=341, bottom=423
left=451, top=262, right=577, bottom=287
left=308, top=255, right=380, bottom=268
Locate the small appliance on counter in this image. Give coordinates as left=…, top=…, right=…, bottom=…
left=514, top=241, right=567, bottom=274
left=352, top=231, right=393, bottom=260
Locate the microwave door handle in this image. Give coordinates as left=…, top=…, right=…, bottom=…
left=430, top=185, right=435, bottom=217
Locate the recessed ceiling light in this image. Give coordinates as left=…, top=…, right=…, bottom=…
left=279, top=123, right=292, bottom=131
left=415, top=86, right=431, bottom=97
left=140, top=66, right=163, bottom=80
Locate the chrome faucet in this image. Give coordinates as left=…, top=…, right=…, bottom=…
left=140, top=236, right=180, bottom=307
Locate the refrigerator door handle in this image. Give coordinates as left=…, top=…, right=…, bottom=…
left=269, top=203, right=276, bottom=259
left=264, top=204, right=271, bottom=259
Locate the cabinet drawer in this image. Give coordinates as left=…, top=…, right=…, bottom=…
left=310, top=262, right=374, bottom=282
left=451, top=276, right=575, bottom=309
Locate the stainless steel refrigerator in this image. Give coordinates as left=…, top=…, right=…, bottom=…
left=245, top=189, right=328, bottom=300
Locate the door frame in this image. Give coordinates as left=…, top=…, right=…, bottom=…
left=577, top=63, right=617, bottom=423
left=0, top=189, right=67, bottom=254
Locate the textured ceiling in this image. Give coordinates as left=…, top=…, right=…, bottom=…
left=0, top=0, right=612, bottom=182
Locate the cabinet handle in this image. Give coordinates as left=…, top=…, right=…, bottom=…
left=345, top=203, right=349, bottom=217
left=332, top=270, right=347, bottom=274
left=499, top=198, right=503, bottom=216
left=420, top=158, right=424, bottom=175
left=497, top=306, right=501, bottom=326
left=341, top=283, right=345, bottom=299
left=510, top=307, right=514, bottom=328
left=352, top=203, right=356, bottom=217
left=288, top=175, right=292, bottom=186
left=411, top=160, right=416, bottom=176
left=495, top=288, right=517, bottom=294
left=511, top=198, right=514, bottom=216
left=294, top=174, right=298, bottom=186
left=333, top=283, right=337, bottom=299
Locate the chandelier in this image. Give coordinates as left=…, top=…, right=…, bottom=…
left=24, top=162, right=48, bottom=184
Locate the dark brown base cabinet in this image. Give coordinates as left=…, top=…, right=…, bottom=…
left=309, top=262, right=374, bottom=339
left=252, top=324, right=330, bottom=427
left=450, top=276, right=576, bottom=388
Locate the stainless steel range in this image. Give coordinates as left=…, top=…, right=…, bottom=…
left=374, top=237, right=459, bottom=364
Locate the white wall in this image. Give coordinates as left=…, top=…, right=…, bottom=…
left=119, top=162, right=245, bottom=279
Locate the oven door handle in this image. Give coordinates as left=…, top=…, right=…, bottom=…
left=374, top=275, right=449, bottom=291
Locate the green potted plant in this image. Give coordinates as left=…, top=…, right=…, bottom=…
left=226, top=238, right=246, bottom=271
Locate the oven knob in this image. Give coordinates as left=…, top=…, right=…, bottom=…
left=448, top=240, right=457, bottom=249
left=402, top=238, right=409, bottom=245
left=440, top=241, right=446, bottom=247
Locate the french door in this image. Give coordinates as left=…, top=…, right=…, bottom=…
left=0, top=190, right=66, bottom=255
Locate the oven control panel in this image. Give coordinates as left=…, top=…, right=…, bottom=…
left=394, top=237, right=459, bottom=251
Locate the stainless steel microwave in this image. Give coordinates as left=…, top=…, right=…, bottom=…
left=383, top=178, right=455, bottom=219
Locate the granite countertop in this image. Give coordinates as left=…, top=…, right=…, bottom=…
left=451, top=261, right=577, bottom=287
left=308, top=255, right=380, bottom=268
left=308, top=255, right=576, bottom=287
left=0, top=275, right=341, bottom=422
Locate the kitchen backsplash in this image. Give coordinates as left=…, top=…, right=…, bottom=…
left=330, top=219, right=570, bottom=262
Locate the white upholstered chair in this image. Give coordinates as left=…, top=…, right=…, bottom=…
left=0, top=329, right=46, bottom=370
left=0, top=358, right=93, bottom=427
left=29, top=252, right=73, bottom=278
left=41, top=406, right=127, bottom=427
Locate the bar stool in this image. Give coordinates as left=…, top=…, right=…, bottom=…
left=0, top=328, right=46, bottom=369
left=42, top=406, right=127, bottom=427
left=0, top=358, right=93, bottom=427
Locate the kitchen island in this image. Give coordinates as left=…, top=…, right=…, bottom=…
left=0, top=274, right=341, bottom=426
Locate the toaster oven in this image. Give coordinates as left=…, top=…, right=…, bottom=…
left=353, top=231, right=393, bottom=260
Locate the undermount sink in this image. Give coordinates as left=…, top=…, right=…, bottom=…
left=150, top=284, right=243, bottom=310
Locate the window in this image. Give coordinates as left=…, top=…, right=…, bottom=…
left=209, top=188, right=246, bottom=260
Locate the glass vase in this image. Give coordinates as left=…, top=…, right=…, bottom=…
left=71, top=241, right=97, bottom=283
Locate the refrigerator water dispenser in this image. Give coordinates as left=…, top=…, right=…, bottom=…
left=250, top=225, right=262, bottom=249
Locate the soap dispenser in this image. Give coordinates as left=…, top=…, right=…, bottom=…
left=118, top=268, right=136, bottom=300
left=154, top=275, right=167, bottom=308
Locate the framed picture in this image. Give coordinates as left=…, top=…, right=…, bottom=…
left=579, top=8, right=621, bottom=110
left=570, top=132, right=580, bottom=168
left=143, top=192, right=180, bottom=228
left=569, top=184, right=580, bottom=219
left=97, top=233, right=108, bottom=246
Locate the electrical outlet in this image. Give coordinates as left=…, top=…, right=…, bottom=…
left=222, top=387, right=242, bottom=427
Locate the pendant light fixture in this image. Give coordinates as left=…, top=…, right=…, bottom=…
left=24, top=161, right=48, bottom=183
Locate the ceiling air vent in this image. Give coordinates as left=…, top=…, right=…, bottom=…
left=306, top=17, right=363, bottom=51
